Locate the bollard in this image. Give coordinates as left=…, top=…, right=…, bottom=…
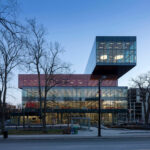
left=3, top=131, right=8, bottom=139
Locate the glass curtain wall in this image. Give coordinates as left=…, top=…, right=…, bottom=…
left=22, top=86, right=127, bottom=110
left=96, top=41, right=136, bottom=64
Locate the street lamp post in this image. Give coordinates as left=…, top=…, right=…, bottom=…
left=98, top=76, right=106, bottom=137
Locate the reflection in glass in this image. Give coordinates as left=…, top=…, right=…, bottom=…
left=96, top=41, right=136, bottom=64
left=22, top=86, right=127, bottom=110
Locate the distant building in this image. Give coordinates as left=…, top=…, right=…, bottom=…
left=128, top=88, right=150, bottom=124
left=128, top=88, right=142, bottom=123
left=18, top=36, right=136, bottom=125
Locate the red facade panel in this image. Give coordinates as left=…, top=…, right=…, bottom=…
left=18, top=74, right=118, bottom=88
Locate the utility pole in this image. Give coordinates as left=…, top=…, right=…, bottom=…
left=98, top=76, right=106, bottom=137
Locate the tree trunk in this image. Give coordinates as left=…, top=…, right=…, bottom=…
left=37, top=66, right=42, bottom=125
left=43, top=75, right=48, bottom=131
left=43, top=90, right=47, bottom=131
left=145, top=112, right=149, bottom=125
left=1, top=78, right=7, bottom=133
left=144, top=94, right=150, bottom=125
left=0, top=90, right=2, bottom=132
left=142, top=100, right=148, bottom=125
left=1, top=105, right=5, bottom=133
left=145, top=96, right=150, bottom=125
left=23, top=109, right=25, bottom=129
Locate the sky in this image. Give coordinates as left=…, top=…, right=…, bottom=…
left=7, top=0, right=150, bottom=105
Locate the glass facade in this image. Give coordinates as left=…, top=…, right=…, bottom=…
left=22, top=86, right=127, bottom=110
left=85, top=36, right=136, bottom=76
left=85, top=41, right=96, bottom=74
left=17, top=112, right=127, bottom=126
left=21, top=86, right=128, bottom=125
left=96, top=41, right=136, bottom=64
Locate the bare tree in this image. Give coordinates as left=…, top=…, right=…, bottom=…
left=25, top=19, right=46, bottom=125
left=132, top=72, right=150, bottom=124
left=0, top=29, right=24, bottom=133
left=41, top=42, right=70, bottom=129
left=25, top=19, right=71, bottom=130
left=0, top=0, right=23, bottom=36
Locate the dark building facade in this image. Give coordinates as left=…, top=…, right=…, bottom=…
left=18, top=36, right=136, bottom=125
left=128, top=88, right=147, bottom=123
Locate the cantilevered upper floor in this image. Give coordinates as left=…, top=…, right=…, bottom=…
left=85, top=36, right=136, bottom=79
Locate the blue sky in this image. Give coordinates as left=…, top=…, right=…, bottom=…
left=8, top=0, right=150, bottom=104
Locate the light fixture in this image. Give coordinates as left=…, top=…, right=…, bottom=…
left=114, top=55, right=124, bottom=60
left=100, top=55, right=107, bottom=60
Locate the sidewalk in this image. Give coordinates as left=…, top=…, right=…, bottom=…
left=1, top=127, right=150, bottom=140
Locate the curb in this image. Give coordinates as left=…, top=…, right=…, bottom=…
left=1, top=135, right=150, bottom=141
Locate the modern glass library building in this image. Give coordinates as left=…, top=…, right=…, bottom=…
left=18, top=36, right=136, bottom=125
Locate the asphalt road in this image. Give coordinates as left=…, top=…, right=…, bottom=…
left=0, top=137, right=150, bottom=150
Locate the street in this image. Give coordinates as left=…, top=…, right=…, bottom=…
left=0, top=137, right=150, bottom=150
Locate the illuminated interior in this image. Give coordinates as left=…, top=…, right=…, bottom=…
left=100, top=55, right=107, bottom=60
left=96, top=41, right=136, bottom=63
left=114, top=55, right=124, bottom=60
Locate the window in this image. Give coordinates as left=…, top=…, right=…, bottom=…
left=96, top=40, right=136, bottom=64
